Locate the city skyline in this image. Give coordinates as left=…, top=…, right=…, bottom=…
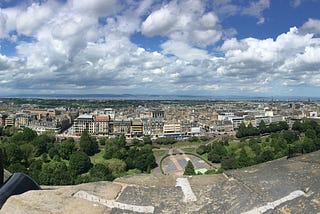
left=0, top=0, right=320, bottom=97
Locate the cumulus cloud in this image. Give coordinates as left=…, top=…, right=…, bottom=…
left=68, top=0, right=120, bottom=17
left=142, top=0, right=222, bottom=50
left=0, top=0, right=319, bottom=96
left=15, top=2, right=56, bottom=36
left=242, top=0, right=270, bottom=24
left=301, top=19, right=320, bottom=35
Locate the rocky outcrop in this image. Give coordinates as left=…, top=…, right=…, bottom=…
left=1, top=151, right=320, bottom=214
left=0, top=182, right=122, bottom=214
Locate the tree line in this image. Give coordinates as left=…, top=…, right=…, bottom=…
left=236, top=120, right=289, bottom=138
left=0, top=127, right=157, bottom=185
left=198, top=120, right=320, bottom=171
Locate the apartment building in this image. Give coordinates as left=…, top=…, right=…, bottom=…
left=163, top=123, right=181, bottom=136
left=73, top=114, right=95, bottom=135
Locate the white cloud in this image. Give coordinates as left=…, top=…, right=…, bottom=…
left=301, top=19, right=320, bottom=35
left=0, top=0, right=320, bottom=96
left=242, top=0, right=270, bottom=24
left=161, top=40, right=210, bottom=61
left=15, top=2, right=56, bottom=36
left=141, top=0, right=222, bottom=50
left=68, top=0, right=120, bottom=17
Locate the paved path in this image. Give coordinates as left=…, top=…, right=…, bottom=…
left=73, top=190, right=155, bottom=213
left=168, top=149, right=184, bottom=172
left=175, top=178, right=197, bottom=203
left=242, top=190, right=305, bottom=214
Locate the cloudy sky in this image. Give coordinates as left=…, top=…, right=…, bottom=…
left=0, top=0, right=320, bottom=97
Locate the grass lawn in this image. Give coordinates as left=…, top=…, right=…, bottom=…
left=153, top=149, right=167, bottom=157
left=182, top=147, right=196, bottom=153
left=90, top=149, right=107, bottom=164
left=159, top=140, right=205, bottom=148
left=201, top=153, right=208, bottom=160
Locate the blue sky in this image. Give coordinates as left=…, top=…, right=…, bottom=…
left=0, top=0, right=320, bottom=97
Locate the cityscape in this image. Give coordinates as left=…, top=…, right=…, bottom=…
left=1, top=97, right=320, bottom=139
left=1, top=0, right=320, bottom=213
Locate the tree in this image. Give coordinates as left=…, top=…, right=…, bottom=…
left=221, top=156, right=238, bottom=170
left=8, top=163, right=27, bottom=174
left=0, top=148, right=3, bottom=185
left=237, top=148, right=250, bottom=168
left=89, top=163, right=113, bottom=181
left=39, top=161, right=72, bottom=185
left=258, top=120, right=267, bottom=134
left=105, top=158, right=126, bottom=177
left=236, top=122, right=247, bottom=138
left=282, top=130, right=299, bottom=144
left=21, top=128, right=37, bottom=142
left=69, top=151, right=92, bottom=175
left=99, top=137, right=106, bottom=146
left=20, top=143, right=35, bottom=165
left=27, top=159, right=43, bottom=182
left=143, top=135, right=152, bottom=145
left=48, top=147, right=59, bottom=159
left=258, top=146, right=275, bottom=162
left=184, top=160, right=196, bottom=175
left=79, top=130, right=98, bottom=156
left=292, top=121, right=303, bottom=133
left=32, top=134, right=55, bottom=156
left=208, top=143, right=227, bottom=163
left=58, top=140, right=74, bottom=160
left=2, top=143, right=23, bottom=166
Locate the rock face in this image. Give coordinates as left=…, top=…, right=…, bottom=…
left=1, top=151, right=320, bottom=214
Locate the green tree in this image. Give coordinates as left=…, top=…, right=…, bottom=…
left=143, top=135, right=152, bottom=145
left=20, top=143, right=35, bottom=165
left=208, top=143, right=227, bottom=163
left=69, top=151, right=92, bottom=175
left=39, top=161, right=72, bottom=185
left=236, top=122, right=247, bottom=138
left=79, top=130, right=98, bottom=156
left=258, top=146, right=275, bottom=162
left=28, top=159, right=43, bottom=182
left=21, top=127, right=37, bottom=142
left=58, top=140, right=74, bottom=160
left=221, top=156, right=238, bottom=170
left=237, top=148, right=251, bottom=167
left=89, top=163, right=113, bottom=181
left=2, top=143, right=23, bottom=166
left=48, top=146, right=59, bottom=159
left=98, top=137, right=106, bottom=146
left=8, top=163, right=27, bottom=174
left=184, top=160, right=196, bottom=175
left=258, top=120, right=267, bottom=134
left=32, top=134, right=55, bottom=156
left=305, top=129, right=317, bottom=139
left=105, top=158, right=127, bottom=177
left=282, top=130, right=299, bottom=144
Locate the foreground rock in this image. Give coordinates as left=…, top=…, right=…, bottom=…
left=1, top=151, right=320, bottom=213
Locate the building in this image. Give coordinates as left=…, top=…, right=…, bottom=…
left=163, top=123, right=181, bottom=136
left=73, top=114, right=94, bottom=135
left=131, top=120, right=143, bottom=137
left=94, top=115, right=110, bottom=135
left=231, top=117, right=244, bottom=130
left=14, top=113, right=30, bottom=128
left=4, top=115, right=14, bottom=127
left=112, top=120, right=131, bottom=137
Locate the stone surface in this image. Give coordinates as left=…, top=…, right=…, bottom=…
left=1, top=151, right=320, bottom=214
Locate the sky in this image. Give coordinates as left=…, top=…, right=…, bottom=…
left=0, top=0, right=320, bottom=97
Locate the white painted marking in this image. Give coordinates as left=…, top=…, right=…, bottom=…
left=175, top=177, right=197, bottom=202
left=242, top=190, right=305, bottom=214
left=73, top=190, right=154, bottom=213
